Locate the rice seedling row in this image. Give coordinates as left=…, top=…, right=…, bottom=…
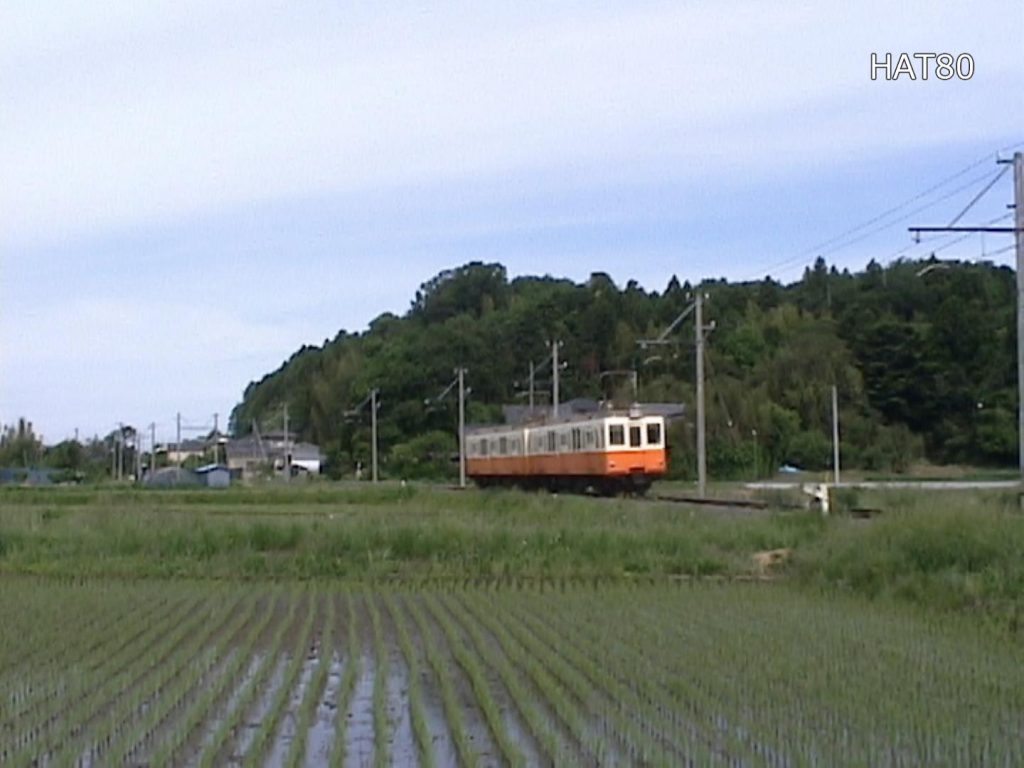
left=422, top=592, right=525, bottom=767
left=326, top=592, right=360, bottom=768
left=69, top=589, right=252, bottom=767
left=152, top=591, right=281, bottom=767
left=1, top=587, right=188, bottom=740
left=434, top=592, right=561, bottom=766
left=241, top=590, right=317, bottom=767
left=401, top=591, right=480, bottom=766
left=448, top=589, right=598, bottom=765
left=380, top=592, right=435, bottom=768
left=4, top=578, right=1023, bottom=766
left=112, top=590, right=264, bottom=767
left=199, top=591, right=301, bottom=767
left=279, top=589, right=334, bottom=768
left=487, top=592, right=689, bottom=765
left=4, top=591, right=206, bottom=765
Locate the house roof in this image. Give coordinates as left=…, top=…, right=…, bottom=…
left=225, top=437, right=323, bottom=462
left=195, top=463, right=229, bottom=474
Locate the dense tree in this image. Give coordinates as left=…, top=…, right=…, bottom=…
left=230, top=258, right=1018, bottom=479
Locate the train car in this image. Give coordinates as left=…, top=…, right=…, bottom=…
left=465, top=409, right=667, bottom=494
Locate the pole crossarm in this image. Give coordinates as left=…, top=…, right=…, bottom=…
left=913, top=153, right=1023, bottom=494
left=908, top=226, right=1019, bottom=234
left=427, top=374, right=460, bottom=405
left=638, top=300, right=697, bottom=347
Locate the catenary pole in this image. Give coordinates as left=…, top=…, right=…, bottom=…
left=695, top=294, right=707, bottom=498
left=529, top=360, right=534, bottom=411
left=832, top=385, right=841, bottom=485
left=457, top=368, right=467, bottom=487
left=552, top=341, right=561, bottom=419
left=911, top=153, right=1023, bottom=499
left=1014, top=152, right=1024, bottom=492
left=283, top=404, right=290, bottom=483
left=371, top=388, right=379, bottom=483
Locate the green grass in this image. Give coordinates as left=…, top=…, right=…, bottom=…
left=0, top=484, right=820, bottom=582
left=1, top=483, right=1023, bottom=629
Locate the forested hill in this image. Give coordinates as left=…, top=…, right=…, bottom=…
left=230, top=259, right=1017, bottom=480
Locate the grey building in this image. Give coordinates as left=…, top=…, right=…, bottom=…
left=195, top=463, right=231, bottom=488
left=225, top=435, right=324, bottom=481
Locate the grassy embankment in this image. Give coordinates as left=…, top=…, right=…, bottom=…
left=0, top=483, right=1021, bottom=628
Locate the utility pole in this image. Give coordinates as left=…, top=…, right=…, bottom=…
left=528, top=360, right=535, bottom=411
left=283, top=404, right=290, bottom=483
left=910, top=152, right=1023, bottom=492
left=1015, top=152, right=1024, bottom=491
left=134, top=429, right=141, bottom=481
left=831, top=385, right=841, bottom=485
left=212, top=412, right=219, bottom=465
left=176, top=412, right=182, bottom=468
left=752, top=429, right=759, bottom=480
left=695, top=294, right=707, bottom=498
left=117, top=422, right=124, bottom=481
left=637, top=292, right=709, bottom=495
left=150, top=422, right=156, bottom=480
left=371, top=388, right=379, bottom=484
left=457, top=368, right=466, bottom=488
left=551, top=340, right=562, bottom=419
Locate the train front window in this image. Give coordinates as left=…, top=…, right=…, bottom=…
left=608, top=425, right=624, bottom=446
left=646, top=423, right=662, bottom=446
left=629, top=426, right=641, bottom=447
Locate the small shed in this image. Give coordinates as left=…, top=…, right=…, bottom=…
left=147, top=467, right=201, bottom=487
left=195, top=463, right=231, bottom=489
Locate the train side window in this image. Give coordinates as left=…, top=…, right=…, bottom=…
left=560, top=433, right=568, bottom=450
left=547, top=431, right=556, bottom=452
left=571, top=428, right=581, bottom=451
left=480, top=439, right=488, bottom=457
left=609, top=425, right=624, bottom=446
left=584, top=429, right=593, bottom=448
left=629, top=426, right=641, bottom=447
left=646, top=423, right=662, bottom=446
left=499, top=436, right=508, bottom=454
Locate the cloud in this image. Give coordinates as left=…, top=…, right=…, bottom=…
left=2, top=1, right=1019, bottom=249
left=0, top=294, right=308, bottom=439
left=2, top=1, right=1020, bottom=439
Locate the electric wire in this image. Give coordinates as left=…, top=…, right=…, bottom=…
left=742, top=143, right=1022, bottom=282
left=947, top=165, right=1010, bottom=227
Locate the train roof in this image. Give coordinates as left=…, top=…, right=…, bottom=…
left=466, top=403, right=679, bottom=434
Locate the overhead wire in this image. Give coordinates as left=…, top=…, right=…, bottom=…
left=947, top=165, right=1010, bottom=227
left=883, top=212, right=1013, bottom=262
left=742, top=143, right=1022, bottom=282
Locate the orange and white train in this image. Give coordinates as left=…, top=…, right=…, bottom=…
left=465, top=410, right=667, bottom=494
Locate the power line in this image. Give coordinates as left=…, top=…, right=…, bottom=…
left=774, top=169, right=999, bottom=278
left=947, top=165, right=1010, bottom=227
left=743, top=145, right=1022, bottom=282
left=799, top=150, right=1003, bottom=257
left=884, top=212, right=1013, bottom=262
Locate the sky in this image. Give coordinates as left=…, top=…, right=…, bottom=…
left=2, top=1, right=1022, bottom=445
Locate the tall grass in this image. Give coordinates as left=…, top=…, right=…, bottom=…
left=2, top=483, right=1022, bottom=628
left=796, top=503, right=1024, bottom=627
